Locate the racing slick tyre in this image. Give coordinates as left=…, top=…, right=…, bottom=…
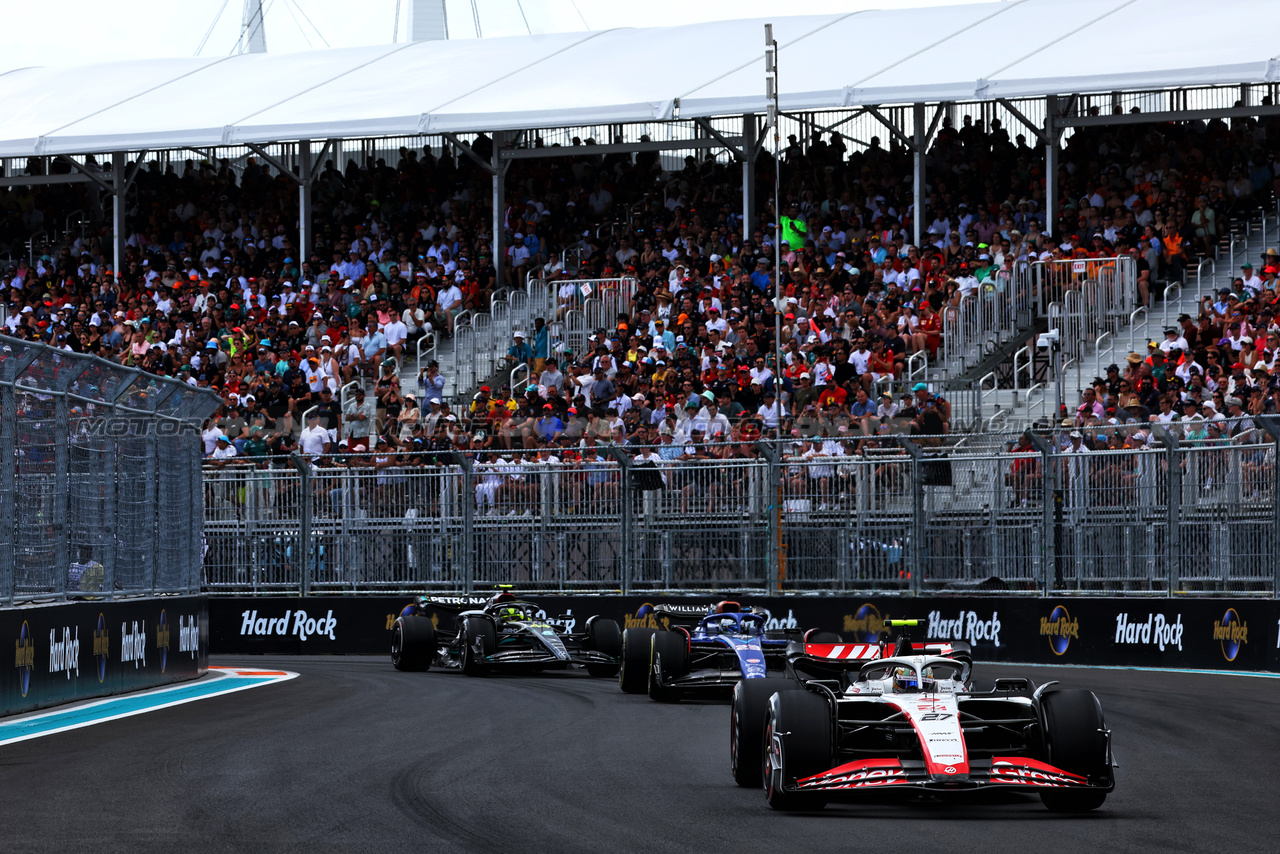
left=764, top=690, right=831, bottom=811
left=732, top=677, right=795, bottom=788
left=805, top=631, right=842, bottom=644
left=586, top=618, right=623, bottom=678
left=619, top=628, right=656, bottom=694
left=1038, top=689, right=1110, bottom=813
left=460, top=618, right=496, bottom=677
left=647, top=631, right=689, bottom=703
left=391, top=616, right=436, bottom=672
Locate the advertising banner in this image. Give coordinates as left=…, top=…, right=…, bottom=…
left=3, top=596, right=208, bottom=717
left=208, top=594, right=1280, bottom=673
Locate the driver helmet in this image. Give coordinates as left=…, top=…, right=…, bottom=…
left=499, top=605, right=524, bottom=622
left=893, top=666, right=920, bottom=692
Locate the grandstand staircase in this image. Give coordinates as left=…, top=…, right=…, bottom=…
left=969, top=206, right=1280, bottom=433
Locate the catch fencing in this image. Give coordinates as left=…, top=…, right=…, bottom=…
left=0, top=336, right=221, bottom=604
left=202, top=418, right=1280, bottom=597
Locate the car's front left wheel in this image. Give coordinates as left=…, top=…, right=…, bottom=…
left=1038, top=689, right=1110, bottom=812
left=391, top=616, right=436, bottom=672
left=459, top=618, right=496, bottom=676
left=586, top=618, right=622, bottom=677
left=764, top=691, right=831, bottom=811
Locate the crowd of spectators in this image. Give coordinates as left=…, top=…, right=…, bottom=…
left=1052, top=251, right=1280, bottom=449
left=3, top=107, right=1278, bottom=477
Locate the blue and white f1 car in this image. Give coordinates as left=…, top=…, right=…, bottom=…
left=618, top=601, right=838, bottom=702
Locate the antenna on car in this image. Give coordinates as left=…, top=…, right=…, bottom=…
left=882, top=619, right=921, bottom=655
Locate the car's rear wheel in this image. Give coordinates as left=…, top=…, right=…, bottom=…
left=619, top=628, right=655, bottom=694
left=391, top=616, right=436, bottom=672
left=1038, top=689, right=1110, bottom=812
left=647, top=631, right=688, bottom=703
left=459, top=618, right=496, bottom=676
left=804, top=630, right=842, bottom=644
left=731, top=677, right=794, bottom=787
left=586, top=618, right=622, bottom=677
left=764, top=691, right=831, bottom=811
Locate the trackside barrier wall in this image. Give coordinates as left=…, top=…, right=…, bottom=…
left=2, top=595, right=208, bottom=717
left=209, top=594, right=1278, bottom=674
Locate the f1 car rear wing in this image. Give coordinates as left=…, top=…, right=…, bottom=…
left=784, top=618, right=974, bottom=678
left=878, top=619, right=974, bottom=665
left=649, top=604, right=711, bottom=625
left=415, top=595, right=494, bottom=611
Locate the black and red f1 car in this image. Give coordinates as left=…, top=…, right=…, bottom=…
left=731, top=620, right=1115, bottom=812
left=391, top=591, right=622, bottom=677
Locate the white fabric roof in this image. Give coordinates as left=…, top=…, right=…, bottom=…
left=0, top=0, right=1275, bottom=158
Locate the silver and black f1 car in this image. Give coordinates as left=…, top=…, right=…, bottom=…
left=619, top=601, right=840, bottom=702
left=391, top=591, right=622, bottom=677
left=731, top=620, right=1115, bottom=813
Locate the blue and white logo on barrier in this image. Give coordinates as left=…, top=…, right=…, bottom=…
left=1041, top=605, right=1079, bottom=656
left=1214, top=608, right=1247, bottom=662
left=157, top=610, right=169, bottom=674
left=93, top=613, right=109, bottom=683
left=15, top=620, right=34, bottom=698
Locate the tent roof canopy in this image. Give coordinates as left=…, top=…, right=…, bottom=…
left=0, top=0, right=1275, bottom=158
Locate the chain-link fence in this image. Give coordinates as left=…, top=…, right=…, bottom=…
left=202, top=418, right=1280, bottom=595
left=0, top=335, right=221, bottom=604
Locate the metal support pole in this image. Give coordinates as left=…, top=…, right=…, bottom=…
left=894, top=437, right=925, bottom=595
left=755, top=441, right=783, bottom=593
left=0, top=383, right=13, bottom=605
left=1255, top=416, right=1280, bottom=596
left=602, top=446, right=633, bottom=593
left=765, top=24, right=782, bottom=450
left=1027, top=432, right=1058, bottom=595
left=187, top=428, right=202, bottom=594
left=298, top=139, right=313, bottom=265
left=145, top=428, right=158, bottom=595
left=101, top=412, right=119, bottom=599
left=492, top=130, right=506, bottom=288
left=742, top=114, right=757, bottom=241
left=912, top=102, right=926, bottom=248
left=1044, top=95, right=1059, bottom=239
left=289, top=454, right=313, bottom=596
left=1052, top=340, right=1063, bottom=422
left=112, top=151, right=125, bottom=281
left=447, top=451, right=475, bottom=592
left=54, top=393, right=71, bottom=600
left=1153, top=426, right=1180, bottom=595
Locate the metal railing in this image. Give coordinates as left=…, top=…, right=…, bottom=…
left=202, top=420, right=1280, bottom=596
left=940, top=261, right=1037, bottom=378
left=0, top=334, right=220, bottom=604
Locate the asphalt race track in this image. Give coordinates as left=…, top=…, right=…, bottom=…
left=3, top=656, right=1277, bottom=853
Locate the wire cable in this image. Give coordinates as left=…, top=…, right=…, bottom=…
left=515, top=0, right=531, bottom=34
left=569, top=0, right=589, bottom=29
left=195, top=0, right=232, bottom=56
left=281, top=0, right=313, bottom=49
left=290, top=0, right=331, bottom=47
left=392, top=0, right=401, bottom=43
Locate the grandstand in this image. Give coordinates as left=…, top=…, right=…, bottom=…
left=4, top=1, right=1280, bottom=590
